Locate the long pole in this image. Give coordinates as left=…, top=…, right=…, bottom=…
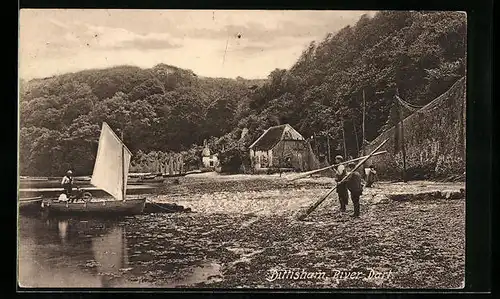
left=362, top=89, right=366, bottom=156
left=296, top=138, right=389, bottom=221
left=341, top=119, right=347, bottom=159
left=314, top=133, right=319, bottom=159
left=396, top=88, right=407, bottom=182
left=352, top=116, right=359, bottom=155
left=121, top=130, right=125, bottom=201
left=326, top=134, right=331, bottom=164
left=289, top=150, right=387, bottom=181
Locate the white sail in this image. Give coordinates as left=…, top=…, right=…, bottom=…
left=91, top=122, right=132, bottom=201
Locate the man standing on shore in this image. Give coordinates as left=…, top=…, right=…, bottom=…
left=346, top=162, right=363, bottom=217
left=365, top=165, right=378, bottom=188
left=334, top=155, right=348, bottom=212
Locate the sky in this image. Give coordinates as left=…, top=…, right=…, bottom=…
left=19, top=9, right=375, bottom=80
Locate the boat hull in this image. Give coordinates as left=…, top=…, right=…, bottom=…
left=18, top=197, right=43, bottom=214
left=42, top=198, right=146, bottom=216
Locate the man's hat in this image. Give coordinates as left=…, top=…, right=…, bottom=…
left=67, top=170, right=73, bottom=174
left=335, top=155, right=343, bottom=160
left=347, top=162, right=356, bottom=168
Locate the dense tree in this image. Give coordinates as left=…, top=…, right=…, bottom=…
left=19, top=127, right=65, bottom=176
left=238, top=11, right=465, bottom=159
left=19, top=11, right=466, bottom=175
left=19, top=63, right=264, bottom=175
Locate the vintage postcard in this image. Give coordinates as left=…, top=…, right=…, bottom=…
left=18, top=9, right=466, bottom=289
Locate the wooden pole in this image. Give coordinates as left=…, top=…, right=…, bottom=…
left=352, top=116, right=359, bottom=155
left=362, top=89, right=366, bottom=156
left=341, top=120, right=347, bottom=159
left=313, top=133, right=319, bottom=159
left=180, top=155, right=184, bottom=174
left=326, top=134, right=331, bottom=164
left=289, top=150, right=387, bottom=181
left=121, top=130, right=125, bottom=201
left=296, top=139, right=389, bottom=221
left=396, top=88, right=407, bottom=182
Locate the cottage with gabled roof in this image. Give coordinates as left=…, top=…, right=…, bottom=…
left=249, top=124, right=318, bottom=171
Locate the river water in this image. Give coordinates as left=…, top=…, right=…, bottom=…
left=18, top=213, right=228, bottom=288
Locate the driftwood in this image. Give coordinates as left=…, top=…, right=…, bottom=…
left=295, top=139, right=389, bottom=221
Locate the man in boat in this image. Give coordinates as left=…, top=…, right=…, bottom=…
left=345, top=162, right=363, bottom=217
left=334, top=155, right=349, bottom=212
left=61, top=170, right=74, bottom=201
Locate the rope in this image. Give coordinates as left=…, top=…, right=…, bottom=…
left=396, top=95, right=423, bottom=109
left=395, top=94, right=425, bottom=112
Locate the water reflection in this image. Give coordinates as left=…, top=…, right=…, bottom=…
left=58, top=220, right=68, bottom=244
left=18, top=214, right=227, bottom=288
left=18, top=216, right=130, bottom=287
left=91, top=226, right=127, bottom=287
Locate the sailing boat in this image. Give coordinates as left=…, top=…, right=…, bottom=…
left=43, top=122, right=146, bottom=216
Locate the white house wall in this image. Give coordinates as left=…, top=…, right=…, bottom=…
left=252, top=150, right=272, bottom=169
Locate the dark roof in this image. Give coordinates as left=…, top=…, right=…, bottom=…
left=250, top=125, right=287, bottom=151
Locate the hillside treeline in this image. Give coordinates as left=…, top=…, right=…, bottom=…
left=19, top=11, right=466, bottom=176
left=211, top=11, right=466, bottom=172
left=232, top=11, right=465, bottom=155
left=19, top=64, right=264, bottom=175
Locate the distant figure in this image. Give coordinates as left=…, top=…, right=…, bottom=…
left=365, top=165, right=378, bottom=188
left=61, top=170, right=74, bottom=199
left=346, top=163, right=363, bottom=217
left=334, top=155, right=349, bottom=212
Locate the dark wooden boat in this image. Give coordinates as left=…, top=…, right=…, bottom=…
left=18, top=196, right=43, bottom=213
left=42, top=198, right=146, bottom=216
left=18, top=185, right=157, bottom=199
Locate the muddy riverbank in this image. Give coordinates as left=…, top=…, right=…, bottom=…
left=18, top=173, right=465, bottom=288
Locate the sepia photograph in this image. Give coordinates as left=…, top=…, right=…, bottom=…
left=18, top=9, right=467, bottom=289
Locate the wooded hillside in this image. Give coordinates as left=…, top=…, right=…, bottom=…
left=19, top=11, right=466, bottom=177
left=19, top=64, right=265, bottom=175
left=206, top=11, right=466, bottom=175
